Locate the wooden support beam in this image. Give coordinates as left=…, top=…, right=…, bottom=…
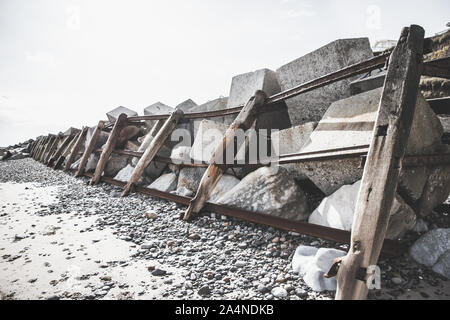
left=54, top=132, right=80, bottom=169
left=35, top=136, right=49, bottom=161
left=48, top=135, right=73, bottom=167
left=335, top=25, right=424, bottom=300
left=64, top=127, right=88, bottom=171
left=44, top=135, right=61, bottom=164
left=131, top=119, right=164, bottom=166
left=422, top=57, right=450, bottom=79
left=121, top=110, right=184, bottom=196
left=75, top=121, right=105, bottom=177
left=38, top=137, right=50, bottom=162
left=182, top=91, right=267, bottom=221
left=30, top=139, right=40, bottom=157
left=41, top=135, right=57, bottom=163
left=90, top=114, right=128, bottom=185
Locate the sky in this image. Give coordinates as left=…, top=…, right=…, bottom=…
left=0, top=0, right=449, bottom=146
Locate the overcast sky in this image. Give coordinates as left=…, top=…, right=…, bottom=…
left=0, top=0, right=449, bottom=146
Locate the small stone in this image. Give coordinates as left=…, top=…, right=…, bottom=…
left=257, top=284, right=268, bottom=293
left=235, top=260, right=246, bottom=267
left=188, top=233, right=201, bottom=240
left=147, top=265, right=156, bottom=272
left=271, top=287, right=288, bottom=298
left=391, top=277, right=402, bottom=285
left=46, top=295, right=60, bottom=300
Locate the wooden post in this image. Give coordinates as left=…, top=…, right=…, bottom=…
left=41, top=135, right=56, bottom=163
left=90, top=114, right=128, bottom=185
left=335, top=25, right=424, bottom=300
left=48, top=135, right=74, bottom=167
left=121, top=110, right=184, bottom=196
left=44, top=135, right=61, bottom=164
left=35, top=136, right=49, bottom=161
left=182, top=91, right=267, bottom=221
left=75, top=120, right=105, bottom=177
left=30, top=139, right=40, bottom=157
left=54, top=132, right=80, bottom=169
left=64, top=127, right=88, bottom=171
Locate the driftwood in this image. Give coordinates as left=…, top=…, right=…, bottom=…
left=75, top=121, right=105, bottom=177
left=90, top=114, right=128, bottom=185
left=64, top=127, right=88, bottom=171
left=183, top=91, right=267, bottom=221
left=121, top=110, right=184, bottom=196
left=335, top=25, right=424, bottom=300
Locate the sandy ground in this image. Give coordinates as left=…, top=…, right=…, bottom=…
left=0, top=182, right=184, bottom=300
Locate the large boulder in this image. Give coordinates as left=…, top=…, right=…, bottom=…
left=106, top=106, right=138, bottom=123
left=291, top=246, right=346, bottom=292
left=276, top=38, right=373, bottom=126
left=226, top=68, right=291, bottom=130
left=271, top=122, right=317, bottom=180
left=149, top=173, right=178, bottom=192
left=176, top=99, right=197, bottom=112
left=114, top=164, right=150, bottom=185
left=62, top=127, right=81, bottom=137
left=143, top=145, right=171, bottom=179
left=295, top=88, right=443, bottom=197
left=217, top=166, right=309, bottom=221
left=190, top=119, right=228, bottom=163
left=170, top=146, right=192, bottom=164
left=410, top=228, right=450, bottom=279
left=349, top=69, right=386, bottom=95
left=85, top=126, right=109, bottom=150
left=308, top=180, right=416, bottom=240
left=208, top=175, right=241, bottom=203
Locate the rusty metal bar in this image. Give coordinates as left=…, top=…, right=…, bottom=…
left=428, top=97, right=450, bottom=115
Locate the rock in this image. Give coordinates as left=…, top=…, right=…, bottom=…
left=117, top=126, right=140, bottom=147
left=294, top=288, right=308, bottom=298
left=271, top=287, right=287, bottom=298
left=257, top=284, right=268, bottom=293
left=126, top=140, right=141, bottom=152
left=295, top=88, right=443, bottom=197
left=417, top=160, right=450, bottom=217
left=291, top=246, right=346, bottom=292
left=0, top=150, right=12, bottom=161
left=104, top=154, right=130, bottom=178
left=198, top=285, right=211, bottom=297
left=176, top=167, right=207, bottom=196
left=114, top=164, right=149, bottom=185
left=217, top=166, right=309, bottom=221
left=141, top=145, right=171, bottom=179
left=46, top=295, right=60, bottom=300
left=308, top=180, right=416, bottom=240
left=85, top=126, right=109, bottom=150
left=148, top=173, right=178, bottom=192
left=410, top=229, right=450, bottom=267
left=226, top=68, right=291, bottom=130
left=176, top=99, right=197, bottom=112
left=276, top=38, right=373, bottom=126
left=190, top=97, right=228, bottom=136
left=151, top=269, right=167, bottom=276
left=208, top=174, right=241, bottom=203
left=432, top=250, right=450, bottom=279
left=85, top=154, right=99, bottom=172
left=170, top=146, right=192, bottom=165
left=144, top=102, right=174, bottom=129
left=350, top=69, right=386, bottom=95
left=62, top=127, right=81, bottom=137
left=106, top=106, right=138, bottom=123
left=9, top=153, right=28, bottom=161
left=235, top=260, right=247, bottom=267
left=412, top=219, right=429, bottom=234
left=271, top=122, right=317, bottom=180
left=391, top=277, right=403, bottom=285
left=188, top=233, right=201, bottom=240
left=190, top=119, right=229, bottom=163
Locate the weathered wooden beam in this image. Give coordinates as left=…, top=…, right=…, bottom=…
left=30, top=139, right=40, bottom=157
left=90, top=114, right=128, bottom=185
left=35, top=136, right=49, bottom=161
left=75, top=121, right=105, bottom=177
left=64, top=127, right=88, bottom=171
left=182, top=91, right=267, bottom=221
left=131, top=119, right=164, bottom=166
left=335, top=25, right=424, bottom=300
left=422, top=57, right=450, bottom=79
left=54, top=132, right=80, bottom=169
left=121, top=110, right=184, bottom=196
left=48, top=135, right=73, bottom=167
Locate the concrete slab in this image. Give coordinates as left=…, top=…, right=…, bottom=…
left=106, top=106, right=138, bottom=123
left=276, top=38, right=373, bottom=126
